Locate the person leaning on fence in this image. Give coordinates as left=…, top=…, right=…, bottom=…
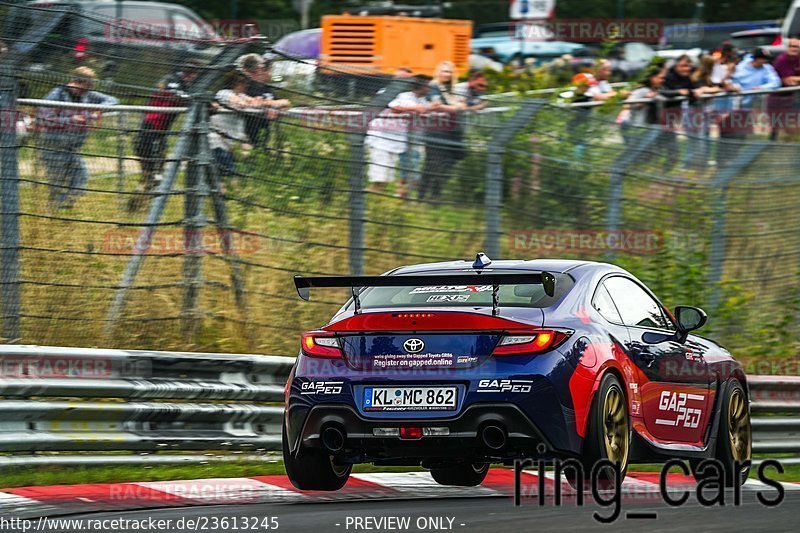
left=237, top=54, right=291, bottom=148
left=130, top=59, right=203, bottom=212
left=564, top=73, right=596, bottom=160
left=37, top=66, right=118, bottom=209
left=209, top=71, right=278, bottom=184
left=418, top=61, right=467, bottom=201
left=768, top=36, right=800, bottom=141
left=618, top=65, right=667, bottom=144
left=585, top=59, right=629, bottom=101
left=728, top=49, right=781, bottom=135
left=365, top=75, right=436, bottom=197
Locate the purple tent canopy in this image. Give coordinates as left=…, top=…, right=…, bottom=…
left=273, top=28, right=322, bottom=59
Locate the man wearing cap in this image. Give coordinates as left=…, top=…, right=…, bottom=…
left=715, top=48, right=781, bottom=160
left=237, top=54, right=291, bottom=148
left=732, top=48, right=781, bottom=109
left=130, top=60, right=203, bottom=211
left=38, top=66, right=118, bottom=208
left=571, top=73, right=597, bottom=103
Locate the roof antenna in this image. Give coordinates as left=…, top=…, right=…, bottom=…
left=472, top=252, right=491, bottom=271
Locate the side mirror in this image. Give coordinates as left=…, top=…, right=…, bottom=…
left=673, top=305, right=707, bottom=342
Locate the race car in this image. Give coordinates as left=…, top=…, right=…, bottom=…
left=282, top=255, right=751, bottom=490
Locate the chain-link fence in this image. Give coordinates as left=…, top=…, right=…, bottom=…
left=1, top=2, right=799, bottom=358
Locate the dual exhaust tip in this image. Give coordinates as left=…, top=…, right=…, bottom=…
left=321, top=424, right=507, bottom=452
left=481, top=424, right=507, bottom=450
left=321, top=426, right=346, bottom=452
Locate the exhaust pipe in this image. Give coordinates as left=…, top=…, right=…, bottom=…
left=481, top=425, right=507, bottom=450
left=321, top=426, right=345, bottom=452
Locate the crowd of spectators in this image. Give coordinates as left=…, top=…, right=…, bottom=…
left=20, top=35, right=800, bottom=212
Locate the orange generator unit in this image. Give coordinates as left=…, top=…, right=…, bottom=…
left=319, top=15, right=472, bottom=77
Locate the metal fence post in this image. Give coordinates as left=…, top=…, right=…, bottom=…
left=707, top=142, right=767, bottom=312
left=105, top=103, right=199, bottom=336
left=484, top=101, right=542, bottom=258
left=0, top=59, right=21, bottom=342
left=181, top=96, right=210, bottom=341
left=347, top=80, right=412, bottom=276
left=347, top=131, right=366, bottom=276
left=605, top=127, right=662, bottom=262
left=116, top=108, right=125, bottom=210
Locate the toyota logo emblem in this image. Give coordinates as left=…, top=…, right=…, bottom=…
left=403, top=338, right=425, bottom=354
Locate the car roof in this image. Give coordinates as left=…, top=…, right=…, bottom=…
left=29, top=0, right=187, bottom=6
left=731, top=28, right=781, bottom=37
left=390, top=258, right=600, bottom=275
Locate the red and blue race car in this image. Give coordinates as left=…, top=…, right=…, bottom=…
left=282, top=255, right=751, bottom=490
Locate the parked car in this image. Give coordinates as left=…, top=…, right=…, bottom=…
left=285, top=255, right=752, bottom=490
left=19, top=0, right=221, bottom=53
left=472, top=38, right=586, bottom=67
left=9, top=1, right=220, bottom=75
left=731, top=27, right=783, bottom=56
left=570, top=42, right=656, bottom=80
left=657, top=20, right=780, bottom=63
left=470, top=20, right=585, bottom=66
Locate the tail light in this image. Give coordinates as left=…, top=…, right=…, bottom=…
left=73, top=37, right=88, bottom=62
left=772, top=35, right=783, bottom=47
left=301, top=331, right=342, bottom=358
left=492, top=329, right=571, bottom=356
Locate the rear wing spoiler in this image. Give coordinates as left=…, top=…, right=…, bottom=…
left=293, top=272, right=557, bottom=315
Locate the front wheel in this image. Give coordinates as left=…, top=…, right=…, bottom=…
left=691, top=379, right=751, bottom=487
left=282, top=421, right=351, bottom=491
left=430, top=462, right=489, bottom=486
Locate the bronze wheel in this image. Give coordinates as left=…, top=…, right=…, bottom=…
left=690, top=379, right=751, bottom=487
left=603, top=385, right=630, bottom=471
left=567, top=373, right=630, bottom=490
left=727, top=386, right=752, bottom=465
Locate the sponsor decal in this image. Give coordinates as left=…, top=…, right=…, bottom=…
left=300, top=381, right=343, bottom=395
left=654, top=391, right=703, bottom=428
left=426, top=294, right=470, bottom=303
left=371, top=353, right=456, bottom=369
left=477, top=379, right=533, bottom=393
left=409, top=285, right=492, bottom=294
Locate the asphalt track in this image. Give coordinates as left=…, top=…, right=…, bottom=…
left=44, top=490, right=798, bottom=533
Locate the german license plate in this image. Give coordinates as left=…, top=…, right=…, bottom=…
left=363, top=386, right=457, bottom=411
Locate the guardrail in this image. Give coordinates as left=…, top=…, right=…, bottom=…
left=749, top=375, right=800, bottom=460
left=0, top=346, right=796, bottom=466
left=0, top=345, right=294, bottom=456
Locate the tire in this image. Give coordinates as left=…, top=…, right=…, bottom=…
left=690, top=379, right=751, bottom=487
left=568, top=373, right=630, bottom=489
left=282, top=420, right=351, bottom=491
left=430, top=462, right=489, bottom=487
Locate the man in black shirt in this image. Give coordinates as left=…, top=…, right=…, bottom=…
left=236, top=54, right=291, bottom=147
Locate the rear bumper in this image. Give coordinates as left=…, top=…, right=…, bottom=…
left=287, top=403, right=567, bottom=463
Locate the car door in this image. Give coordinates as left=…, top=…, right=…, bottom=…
left=602, top=276, right=712, bottom=445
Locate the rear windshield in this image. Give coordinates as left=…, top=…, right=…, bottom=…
left=350, top=270, right=574, bottom=310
